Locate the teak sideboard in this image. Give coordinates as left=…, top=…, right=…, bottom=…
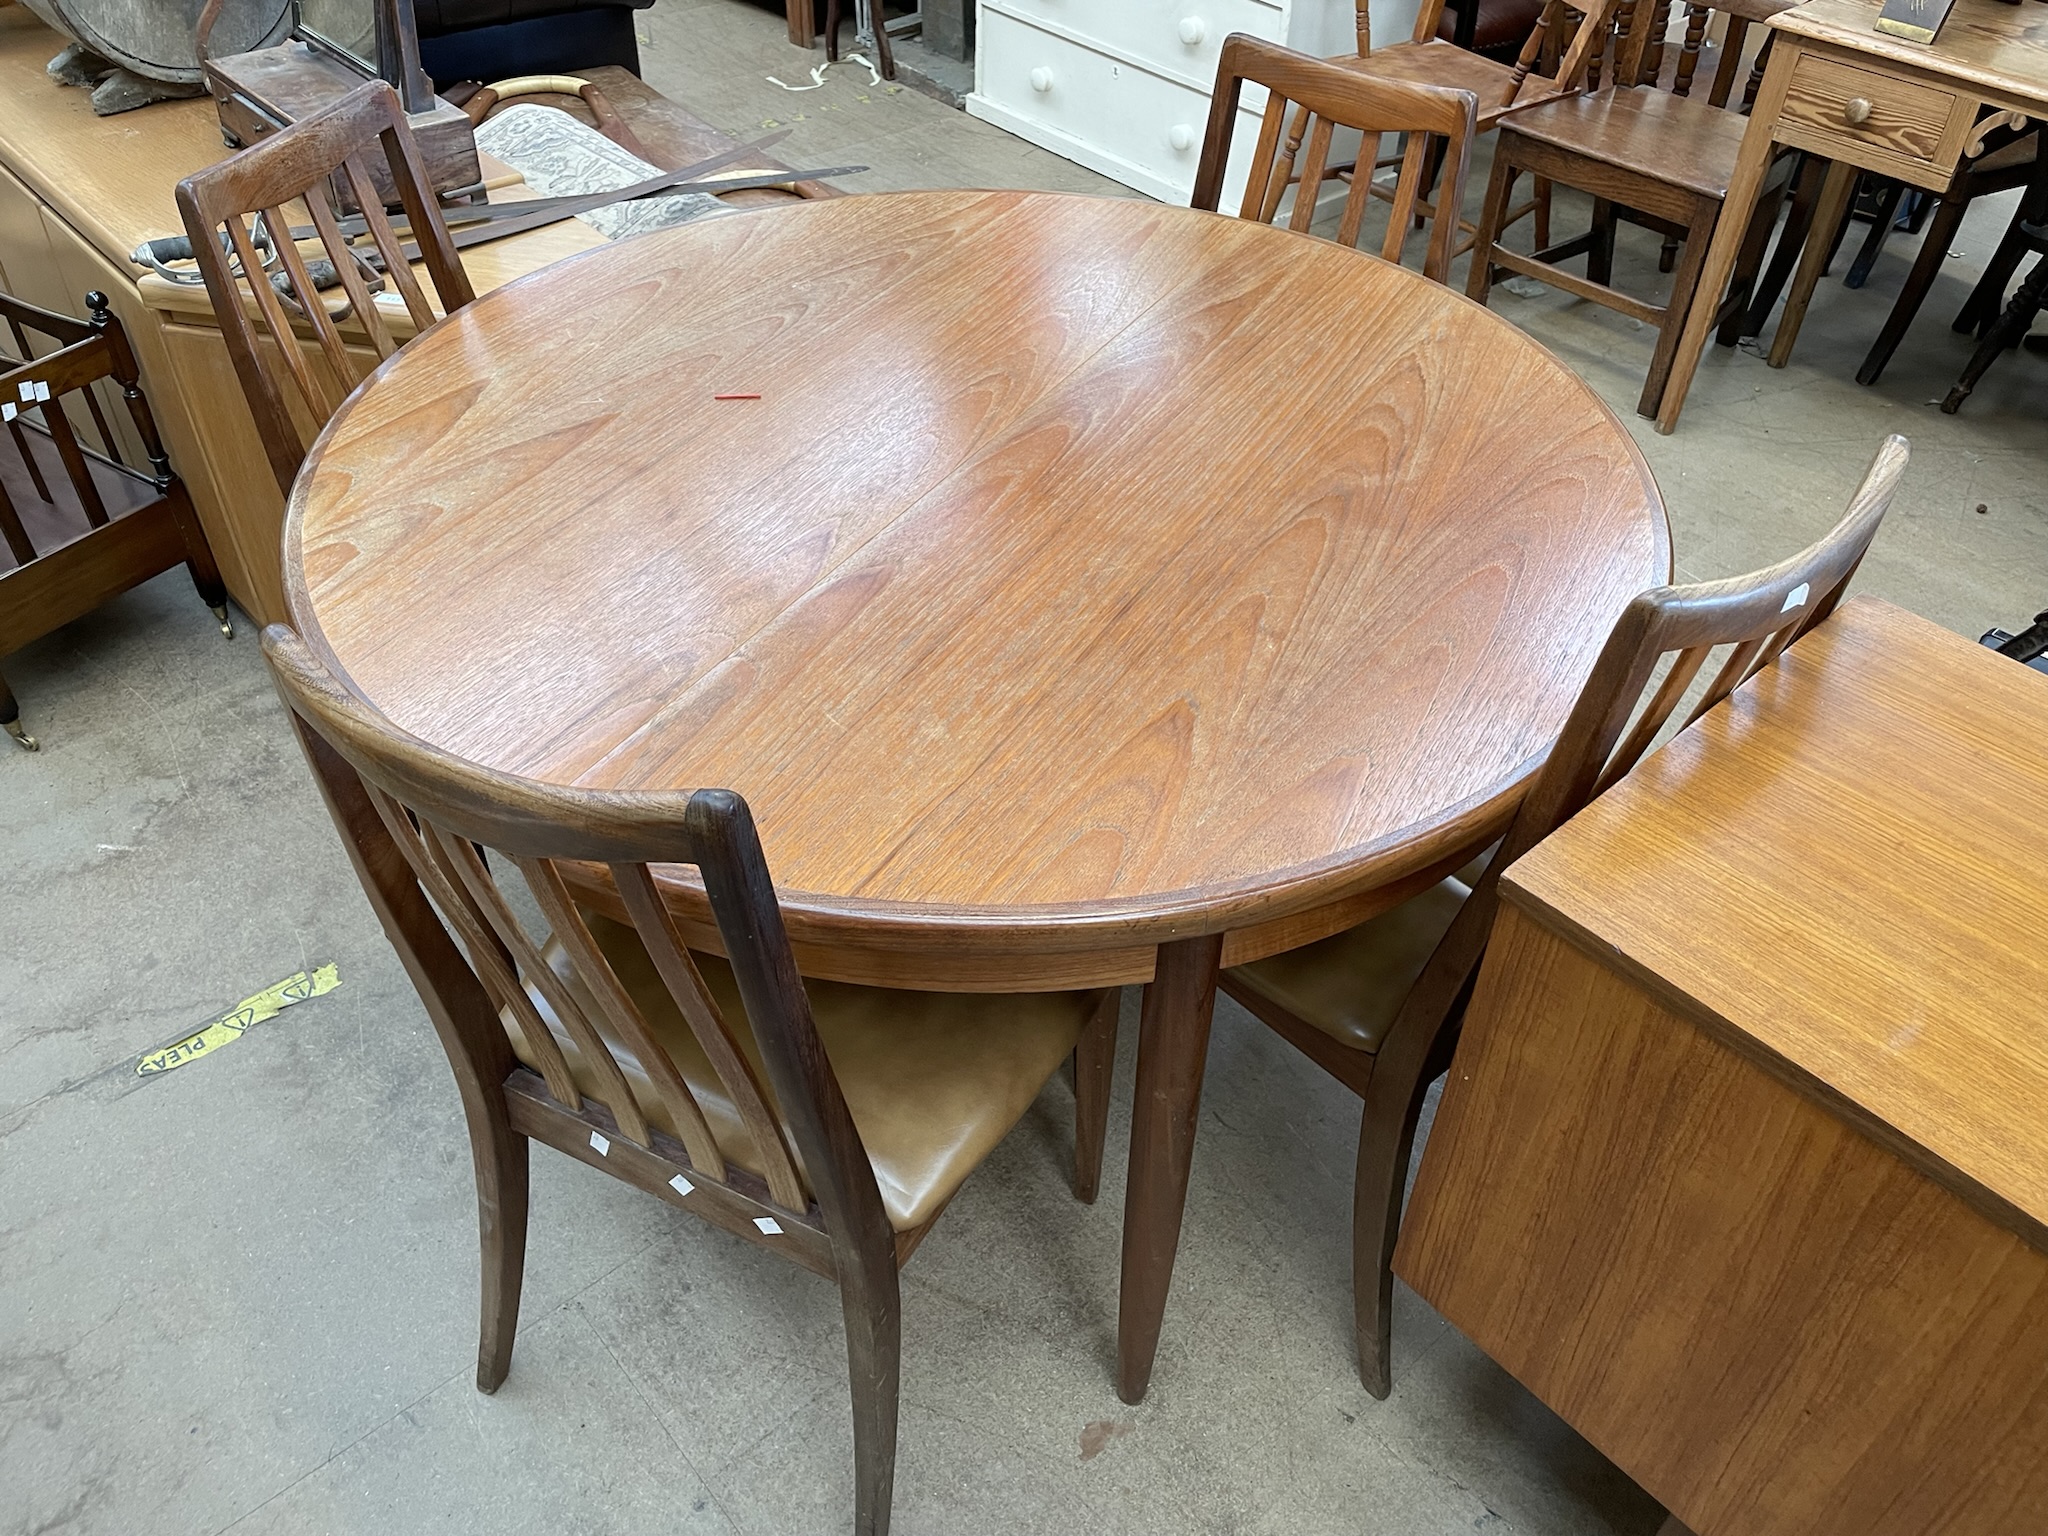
left=1396, top=598, right=2048, bottom=1536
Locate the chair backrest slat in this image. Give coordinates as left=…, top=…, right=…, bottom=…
left=1379, top=435, right=1910, bottom=1065
left=612, top=862, right=809, bottom=1211
left=1194, top=34, right=1480, bottom=286
left=176, top=81, right=474, bottom=495
left=261, top=625, right=892, bottom=1246
left=424, top=824, right=658, bottom=1149
left=516, top=854, right=731, bottom=1180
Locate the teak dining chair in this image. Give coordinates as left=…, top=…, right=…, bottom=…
left=1193, top=36, right=1479, bottom=283
left=2, top=290, right=231, bottom=750
left=261, top=625, right=1117, bottom=1536
left=175, top=81, right=475, bottom=496
left=1465, top=0, right=1797, bottom=418
left=1220, top=434, right=1910, bottom=1398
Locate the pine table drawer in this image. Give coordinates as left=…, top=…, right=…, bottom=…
left=1776, top=51, right=1974, bottom=185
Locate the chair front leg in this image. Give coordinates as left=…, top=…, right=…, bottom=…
left=1073, top=988, right=1119, bottom=1204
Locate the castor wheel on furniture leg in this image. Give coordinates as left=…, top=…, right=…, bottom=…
left=1, top=675, right=35, bottom=752
left=211, top=603, right=234, bottom=639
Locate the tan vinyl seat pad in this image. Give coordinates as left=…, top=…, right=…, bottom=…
left=506, top=913, right=1097, bottom=1232
left=1223, top=874, right=1473, bottom=1054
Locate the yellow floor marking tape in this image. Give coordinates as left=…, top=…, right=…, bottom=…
left=134, top=964, right=340, bottom=1076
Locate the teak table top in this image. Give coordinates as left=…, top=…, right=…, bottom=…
left=1507, top=597, right=2048, bottom=1249
left=287, top=189, right=1668, bottom=983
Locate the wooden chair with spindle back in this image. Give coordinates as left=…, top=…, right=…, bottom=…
left=1267, top=0, right=1624, bottom=250
left=1, top=289, right=232, bottom=750
left=175, top=81, right=475, bottom=496
left=1464, top=0, right=1799, bottom=418
left=1194, top=36, right=1478, bottom=284
left=1219, top=435, right=1911, bottom=1399
left=260, top=623, right=1118, bottom=1536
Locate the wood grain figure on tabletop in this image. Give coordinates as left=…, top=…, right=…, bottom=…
left=1398, top=595, right=2048, bottom=1535
left=279, top=187, right=1671, bottom=1406
left=0, top=288, right=231, bottom=750
left=1222, top=434, right=1908, bottom=1396
left=1653, top=0, right=2048, bottom=430
left=175, top=81, right=475, bottom=497
left=262, top=623, right=1117, bottom=1536
left=1465, top=0, right=1799, bottom=417
left=1192, top=33, right=1478, bottom=283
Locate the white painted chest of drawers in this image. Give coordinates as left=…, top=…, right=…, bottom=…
left=968, top=0, right=1422, bottom=205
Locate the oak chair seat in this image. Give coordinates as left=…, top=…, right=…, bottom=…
left=1328, top=40, right=1569, bottom=130
left=1225, top=876, right=1469, bottom=1056
left=526, top=918, right=1104, bottom=1231
left=1508, top=85, right=1750, bottom=201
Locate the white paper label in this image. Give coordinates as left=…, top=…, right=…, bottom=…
left=16, top=382, right=32, bottom=401
left=1, top=402, right=13, bottom=421
left=32, top=381, right=49, bottom=402
left=589, top=1131, right=610, bottom=1156
left=753, top=1216, right=782, bottom=1235
left=668, top=1173, right=694, bottom=1196
left=1781, top=582, right=1810, bottom=613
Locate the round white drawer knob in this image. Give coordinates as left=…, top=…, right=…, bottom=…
left=1179, top=16, right=1208, bottom=44
left=1844, top=96, right=1873, bottom=125
left=1169, top=123, right=1197, bottom=151
left=1030, top=66, right=1054, bottom=92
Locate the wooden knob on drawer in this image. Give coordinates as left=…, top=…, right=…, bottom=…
left=1030, top=67, right=1054, bottom=92
left=1179, top=16, right=1209, bottom=43
left=1844, top=97, right=1874, bottom=125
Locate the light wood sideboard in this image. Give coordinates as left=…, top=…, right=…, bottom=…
left=1397, top=598, right=2048, bottom=1536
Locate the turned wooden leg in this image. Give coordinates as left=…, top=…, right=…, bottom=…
left=1073, top=988, right=1119, bottom=1204
left=1944, top=249, right=2048, bottom=413
left=1116, top=933, right=1223, bottom=1405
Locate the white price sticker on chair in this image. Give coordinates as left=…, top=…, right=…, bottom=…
left=32, top=381, right=48, bottom=401
left=754, top=1216, right=782, bottom=1235
left=1781, top=581, right=1810, bottom=612
left=669, top=1173, right=694, bottom=1196
left=2, top=403, right=14, bottom=421
left=16, top=382, right=31, bottom=401
left=589, top=1131, right=610, bottom=1156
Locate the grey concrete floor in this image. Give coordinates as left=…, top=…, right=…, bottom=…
left=4, top=3, right=2046, bottom=1533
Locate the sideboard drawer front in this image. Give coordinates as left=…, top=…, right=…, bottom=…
left=987, top=0, right=1286, bottom=88
left=1779, top=52, right=1959, bottom=179
left=977, top=9, right=1223, bottom=192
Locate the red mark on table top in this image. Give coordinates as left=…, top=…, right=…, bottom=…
left=714, top=392, right=762, bottom=400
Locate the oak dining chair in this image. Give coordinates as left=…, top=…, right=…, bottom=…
left=175, top=81, right=475, bottom=497
left=1284, top=0, right=1626, bottom=250
left=2, top=290, right=231, bottom=750
left=1194, top=35, right=1479, bottom=283
left=1220, top=434, right=1910, bottom=1398
left=1465, top=0, right=1797, bottom=418
left=261, top=623, right=1117, bottom=1536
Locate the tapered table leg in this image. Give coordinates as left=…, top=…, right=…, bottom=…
left=1117, top=932, right=1225, bottom=1405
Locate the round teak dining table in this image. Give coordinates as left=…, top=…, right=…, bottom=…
left=286, top=188, right=1668, bottom=1404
